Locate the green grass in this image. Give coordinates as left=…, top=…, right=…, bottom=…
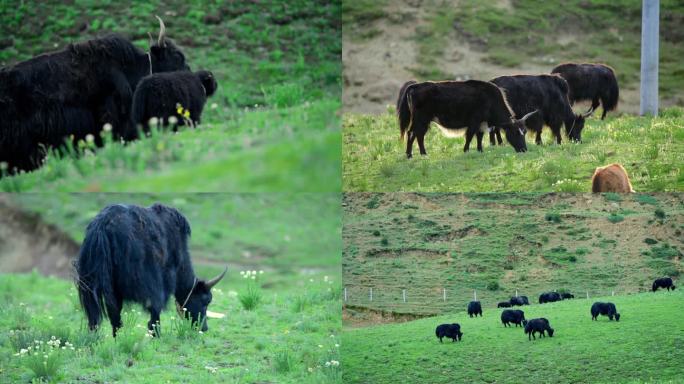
left=342, top=290, right=684, bottom=383
left=343, top=108, right=684, bottom=192
left=0, top=272, right=341, bottom=383
left=342, top=193, right=684, bottom=316
left=0, top=0, right=340, bottom=192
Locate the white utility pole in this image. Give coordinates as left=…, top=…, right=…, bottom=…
left=639, top=0, right=659, bottom=116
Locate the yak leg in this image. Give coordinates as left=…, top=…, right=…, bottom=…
left=406, top=131, right=416, bottom=159
left=147, top=308, right=161, bottom=337
left=464, top=124, right=479, bottom=152
left=475, top=131, right=485, bottom=152
left=106, top=296, right=123, bottom=338
left=416, top=132, right=427, bottom=156
left=535, top=130, right=543, bottom=145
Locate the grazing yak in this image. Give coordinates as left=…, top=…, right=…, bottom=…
left=501, top=309, right=525, bottom=327
left=509, top=296, right=529, bottom=306
left=75, top=203, right=227, bottom=337
left=591, top=163, right=635, bottom=193
left=539, top=292, right=562, bottom=304
left=497, top=301, right=511, bottom=308
left=551, top=63, right=619, bottom=120
left=131, top=70, right=218, bottom=134
left=561, top=293, right=575, bottom=300
left=435, top=323, right=463, bottom=342
left=490, top=74, right=589, bottom=145
left=0, top=17, right=190, bottom=173
left=396, top=80, right=537, bottom=157
left=523, top=318, right=554, bottom=340
left=591, top=302, right=620, bottom=321
left=652, top=277, right=676, bottom=292
left=467, top=301, right=483, bottom=317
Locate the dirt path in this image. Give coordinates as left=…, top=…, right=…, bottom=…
left=343, top=0, right=642, bottom=115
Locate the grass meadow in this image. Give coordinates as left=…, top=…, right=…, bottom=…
left=0, top=193, right=342, bottom=383
left=342, top=290, right=684, bottom=383
left=343, top=108, right=684, bottom=192
left=0, top=0, right=340, bottom=192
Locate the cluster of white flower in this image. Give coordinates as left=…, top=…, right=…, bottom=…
left=14, top=336, right=74, bottom=357
left=240, top=270, right=264, bottom=280
left=204, top=365, right=218, bottom=374
left=324, top=360, right=340, bottom=367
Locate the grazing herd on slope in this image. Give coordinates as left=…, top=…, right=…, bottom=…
left=0, top=17, right=217, bottom=174
left=397, top=63, right=619, bottom=158
left=436, top=277, right=675, bottom=343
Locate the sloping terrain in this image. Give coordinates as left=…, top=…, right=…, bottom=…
left=343, top=193, right=684, bottom=319
left=343, top=0, right=684, bottom=115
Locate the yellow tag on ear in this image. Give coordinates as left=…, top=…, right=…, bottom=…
left=206, top=310, right=225, bottom=319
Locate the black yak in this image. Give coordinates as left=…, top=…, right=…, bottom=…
left=396, top=80, right=537, bottom=157
left=501, top=309, right=525, bottom=327
left=523, top=318, right=554, bottom=340
left=510, top=296, right=529, bottom=306
left=490, top=74, right=589, bottom=145
left=467, top=300, right=483, bottom=317
left=497, top=301, right=511, bottom=308
left=591, top=163, right=635, bottom=193
left=561, top=293, right=575, bottom=300
left=551, top=63, right=619, bottom=120
left=75, top=203, right=227, bottom=337
left=435, top=323, right=463, bottom=342
left=0, top=17, right=190, bottom=173
left=131, top=70, right=218, bottom=134
left=539, top=292, right=562, bottom=304
left=652, top=277, right=676, bottom=292
left=591, top=302, right=620, bottom=321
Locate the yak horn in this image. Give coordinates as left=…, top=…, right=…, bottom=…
left=147, top=32, right=154, bottom=48
left=519, top=109, right=538, bottom=122
left=155, top=15, right=166, bottom=47
left=205, top=266, right=228, bottom=289
left=582, top=108, right=595, bottom=118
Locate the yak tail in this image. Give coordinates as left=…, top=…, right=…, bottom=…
left=397, top=80, right=417, bottom=141
left=602, top=73, right=619, bottom=114
left=76, top=226, right=115, bottom=330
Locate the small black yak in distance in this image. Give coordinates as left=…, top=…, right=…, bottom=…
left=396, top=80, right=537, bottom=157
left=435, top=323, right=463, bottom=342
left=509, top=296, right=529, bottom=306
left=490, top=74, right=589, bottom=145
left=523, top=318, right=554, bottom=340
left=497, top=301, right=511, bottom=308
left=539, top=292, right=562, bottom=304
left=652, top=277, right=676, bottom=292
left=501, top=309, right=525, bottom=327
left=75, top=203, right=227, bottom=337
left=0, top=16, right=190, bottom=173
left=591, top=302, right=621, bottom=321
left=561, top=293, right=575, bottom=299
left=551, top=63, right=619, bottom=120
left=131, top=70, right=218, bottom=134
left=467, top=301, right=483, bottom=317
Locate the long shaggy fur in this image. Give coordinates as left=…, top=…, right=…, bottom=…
left=76, top=203, right=195, bottom=335
left=591, top=163, right=634, bottom=193
left=131, top=70, right=217, bottom=134
left=551, top=63, right=619, bottom=120
left=0, top=31, right=189, bottom=173
left=397, top=80, right=417, bottom=141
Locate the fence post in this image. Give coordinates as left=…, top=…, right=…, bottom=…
left=612, top=291, right=615, bottom=296
left=516, top=289, right=518, bottom=297
left=639, top=0, right=659, bottom=116
left=474, top=290, right=477, bottom=301
left=403, top=289, right=406, bottom=303
left=370, top=287, right=373, bottom=302
left=443, top=288, right=446, bottom=302
left=344, top=287, right=347, bottom=302
left=586, top=291, right=589, bottom=299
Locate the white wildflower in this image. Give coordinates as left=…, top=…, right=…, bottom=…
left=103, top=123, right=113, bottom=132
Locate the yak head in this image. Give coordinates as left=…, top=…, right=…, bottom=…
left=547, top=328, right=555, bottom=337
left=614, top=313, right=621, bottom=322
left=568, top=111, right=591, bottom=142
left=196, top=70, right=218, bottom=97
left=149, top=16, right=191, bottom=73
left=182, top=267, right=227, bottom=332
left=502, top=110, right=538, bottom=152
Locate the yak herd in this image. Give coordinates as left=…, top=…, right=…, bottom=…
left=436, top=277, right=675, bottom=343
left=397, top=63, right=619, bottom=158
left=0, top=17, right=217, bottom=174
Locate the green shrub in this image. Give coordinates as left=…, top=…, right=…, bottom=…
left=380, top=237, right=389, bottom=246
left=273, top=348, right=296, bottom=373
left=545, top=212, right=561, bottom=223
left=372, top=230, right=381, bottom=236
left=607, top=213, right=624, bottom=223
left=604, top=193, right=622, bottom=202
left=365, top=195, right=381, bottom=209
left=655, top=208, right=666, bottom=219
left=486, top=281, right=500, bottom=291
left=644, top=238, right=658, bottom=245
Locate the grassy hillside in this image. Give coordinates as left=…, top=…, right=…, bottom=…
left=0, top=272, right=341, bottom=383
left=0, top=193, right=342, bottom=382
left=0, top=0, right=340, bottom=192
left=342, top=193, right=684, bottom=317
left=342, top=290, right=684, bottom=383
left=343, top=108, right=684, bottom=192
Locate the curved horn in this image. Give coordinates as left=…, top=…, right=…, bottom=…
left=519, top=109, right=538, bottom=122
left=155, top=15, right=166, bottom=47
left=205, top=266, right=228, bottom=289
left=582, top=108, right=595, bottom=118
